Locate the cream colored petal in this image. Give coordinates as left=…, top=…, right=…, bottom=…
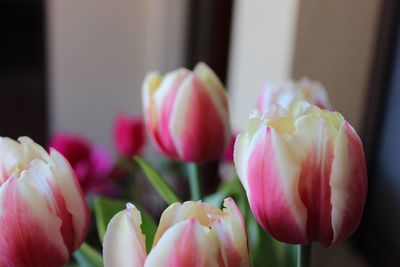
left=212, top=198, right=251, bottom=267
left=17, top=137, right=89, bottom=250
left=153, top=201, right=210, bottom=247
left=0, top=137, right=35, bottom=183
left=142, top=72, right=162, bottom=110
left=103, top=203, right=147, bottom=267
left=48, top=149, right=89, bottom=250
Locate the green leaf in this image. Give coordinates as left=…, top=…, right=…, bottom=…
left=134, top=156, right=181, bottom=205
left=73, top=243, right=103, bottom=267
left=204, top=177, right=245, bottom=208
left=139, top=205, right=158, bottom=252
left=94, top=196, right=157, bottom=252
left=94, top=197, right=125, bottom=243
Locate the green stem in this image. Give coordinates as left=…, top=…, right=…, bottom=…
left=187, top=163, right=201, bottom=200
left=297, top=244, right=312, bottom=267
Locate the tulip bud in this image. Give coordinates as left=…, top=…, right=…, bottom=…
left=234, top=101, right=367, bottom=246
left=103, top=198, right=251, bottom=267
left=0, top=137, right=90, bottom=267
left=113, top=113, right=146, bottom=158
left=257, top=78, right=331, bottom=114
left=142, top=62, right=231, bottom=162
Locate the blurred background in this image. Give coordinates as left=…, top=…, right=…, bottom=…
left=0, top=0, right=399, bottom=266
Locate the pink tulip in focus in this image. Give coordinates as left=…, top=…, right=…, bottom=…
left=234, top=101, right=367, bottom=246
left=103, top=198, right=250, bottom=267
left=142, top=62, right=231, bottom=162
left=0, top=137, right=89, bottom=267
left=49, top=132, right=114, bottom=195
left=257, top=78, right=331, bottom=114
left=113, top=113, right=145, bottom=158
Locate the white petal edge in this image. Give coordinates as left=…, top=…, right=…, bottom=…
left=103, top=203, right=147, bottom=267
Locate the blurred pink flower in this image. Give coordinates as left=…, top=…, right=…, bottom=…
left=113, top=113, right=145, bottom=158
left=49, top=133, right=114, bottom=196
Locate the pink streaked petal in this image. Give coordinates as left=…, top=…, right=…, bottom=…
left=247, top=127, right=307, bottom=244
left=153, top=201, right=210, bottom=247
left=330, top=122, right=367, bottom=244
left=103, top=203, right=147, bottom=267
left=298, top=142, right=334, bottom=245
left=171, top=75, right=229, bottom=162
left=49, top=149, right=90, bottom=250
left=293, top=114, right=339, bottom=245
left=213, top=198, right=250, bottom=267
left=193, top=62, right=230, bottom=121
left=0, top=178, right=68, bottom=267
left=213, top=219, right=242, bottom=267
left=145, top=219, right=219, bottom=267
left=25, top=159, right=75, bottom=253
left=153, top=72, right=188, bottom=157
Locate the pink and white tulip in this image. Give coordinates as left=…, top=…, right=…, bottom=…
left=234, top=101, right=367, bottom=246
left=103, top=198, right=251, bottom=267
left=142, top=62, right=231, bottom=162
left=0, top=137, right=90, bottom=267
left=257, top=78, right=331, bottom=114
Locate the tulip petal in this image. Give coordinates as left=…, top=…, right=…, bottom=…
left=24, top=159, right=75, bottom=253
left=0, top=177, right=68, bottom=267
left=145, top=219, right=219, bottom=267
left=246, top=126, right=307, bottom=244
left=0, top=137, right=35, bottom=184
left=212, top=198, right=251, bottom=267
left=143, top=70, right=189, bottom=158
left=330, top=122, right=367, bottom=244
left=49, top=149, right=90, bottom=250
left=293, top=115, right=337, bottom=245
left=18, top=137, right=89, bottom=250
left=103, top=203, right=147, bottom=267
left=170, top=73, right=229, bottom=161
left=153, top=201, right=211, bottom=246
left=193, top=62, right=229, bottom=121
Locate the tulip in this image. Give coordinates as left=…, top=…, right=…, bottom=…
left=257, top=78, right=331, bottom=114
left=234, top=101, right=367, bottom=246
left=142, top=62, right=231, bottom=162
left=49, top=132, right=114, bottom=195
left=0, top=137, right=90, bottom=267
left=103, top=198, right=251, bottom=267
left=113, top=113, right=146, bottom=158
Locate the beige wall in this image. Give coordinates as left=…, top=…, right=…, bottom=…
left=292, top=0, right=381, bottom=130
left=47, top=0, right=187, bottom=149
left=229, top=0, right=381, bottom=132
left=228, top=0, right=300, bottom=130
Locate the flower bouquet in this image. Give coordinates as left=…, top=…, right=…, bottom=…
left=0, top=63, right=367, bottom=267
